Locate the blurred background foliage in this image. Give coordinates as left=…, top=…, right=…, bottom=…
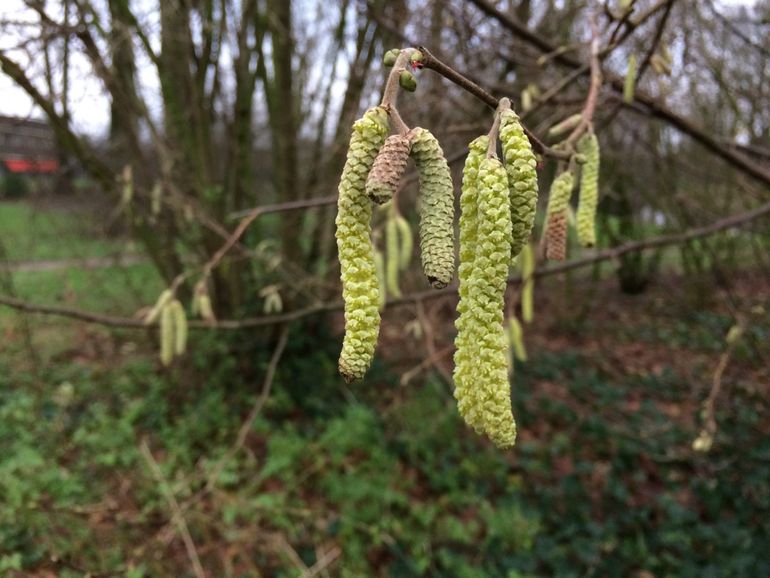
left=1, top=0, right=769, bottom=575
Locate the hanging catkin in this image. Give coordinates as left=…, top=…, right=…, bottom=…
left=385, top=215, right=402, bottom=297
left=170, top=300, right=188, bottom=356
left=366, top=134, right=412, bottom=205
left=395, top=215, right=413, bottom=270
left=374, top=249, right=386, bottom=310
left=453, top=135, right=488, bottom=434
left=576, top=132, right=600, bottom=247
left=520, top=243, right=535, bottom=323
left=335, top=106, right=390, bottom=382
left=500, top=109, right=539, bottom=261
left=410, top=127, right=456, bottom=289
left=507, top=316, right=527, bottom=362
left=545, top=171, right=574, bottom=261
left=454, top=155, right=517, bottom=449
left=160, top=302, right=174, bottom=366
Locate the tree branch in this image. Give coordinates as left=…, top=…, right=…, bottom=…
left=3, top=200, right=768, bottom=330
left=467, top=0, right=770, bottom=189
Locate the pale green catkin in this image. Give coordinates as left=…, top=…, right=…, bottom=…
left=160, top=303, right=174, bottom=366
left=453, top=135, right=488, bottom=433
left=545, top=171, right=574, bottom=261
left=145, top=289, right=173, bottom=325
left=385, top=215, right=402, bottom=297
left=508, top=316, right=527, bottom=362
left=500, top=109, right=539, bottom=261
left=454, top=155, right=517, bottom=449
left=520, top=243, right=535, bottom=323
left=335, top=106, right=390, bottom=382
left=624, top=54, right=637, bottom=104
left=366, top=134, right=412, bottom=204
left=410, top=127, right=455, bottom=289
left=170, top=300, right=188, bottom=356
left=548, top=114, right=582, bottom=138
left=374, top=249, right=386, bottom=310
left=576, top=132, right=600, bottom=247
left=395, top=215, right=413, bottom=270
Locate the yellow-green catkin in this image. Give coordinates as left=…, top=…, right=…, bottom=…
left=170, top=300, right=187, bottom=356
left=366, top=134, right=412, bottom=204
left=453, top=135, right=488, bottom=433
left=335, top=106, right=390, bottom=382
left=624, top=54, right=637, bottom=103
left=145, top=289, right=173, bottom=325
left=374, top=249, right=386, bottom=310
left=454, top=155, right=517, bottom=449
left=520, top=243, right=535, bottom=323
left=508, top=316, right=527, bottom=362
left=410, top=127, right=455, bottom=289
left=576, top=133, right=600, bottom=247
left=548, top=114, right=582, bottom=139
left=500, top=109, right=539, bottom=261
left=545, top=171, right=574, bottom=261
left=395, top=215, right=413, bottom=270
left=385, top=214, right=402, bottom=297
left=160, top=303, right=174, bottom=366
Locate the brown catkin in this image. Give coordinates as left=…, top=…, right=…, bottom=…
left=545, top=171, right=574, bottom=261
left=366, top=134, right=412, bottom=204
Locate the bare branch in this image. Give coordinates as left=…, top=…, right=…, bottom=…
left=2, top=200, right=768, bottom=330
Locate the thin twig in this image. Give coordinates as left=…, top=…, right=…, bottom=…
left=2, top=200, right=768, bottom=330
left=417, top=46, right=570, bottom=160
left=204, top=325, right=290, bottom=493
left=139, top=440, right=207, bottom=578
left=299, top=546, right=342, bottom=578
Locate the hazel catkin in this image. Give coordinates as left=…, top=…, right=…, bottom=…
left=385, top=214, right=402, bottom=298
left=410, top=127, right=455, bottom=289
left=395, top=215, right=413, bottom=270
left=576, top=132, right=600, bottom=248
left=454, top=155, right=517, bottom=449
left=335, top=106, right=390, bottom=382
left=160, top=302, right=174, bottom=366
left=500, top=109, right=539, bottom=261
left=366, top=134, right=412, bottom=205
left=545, top=171, right=574, bottom=261
left=453, top=135, right=488, bottom=433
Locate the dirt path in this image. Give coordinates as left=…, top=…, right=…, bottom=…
left=4, top=254, right=146, bottom=273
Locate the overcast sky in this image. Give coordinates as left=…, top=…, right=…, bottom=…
left=0, top=0, right=760, bottom=136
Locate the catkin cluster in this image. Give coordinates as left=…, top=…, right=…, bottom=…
left=335, top=106, right=390, bottom=382
left=500, top=109, right=539, bottom=261
left=366, top=134, right=412, bottom=205
left=576, top=133, right=600, bottom=248
left=411, top=127, right=455, bottom=289
left=454, top=153, right=517, bottom=449
left=144, top=289, right=188, bottom=366
left=545, top=171, right=574, bottom=261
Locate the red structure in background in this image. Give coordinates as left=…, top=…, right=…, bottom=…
left=5, top=158, right=59, bottom=174
left=0, top=115, right=59, bottom=175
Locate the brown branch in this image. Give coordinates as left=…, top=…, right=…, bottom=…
left=417, top=46, right=569, bottom=160
left=467, top=0, right=770, bottom=189
left=3, top=200, right=768, bottom=330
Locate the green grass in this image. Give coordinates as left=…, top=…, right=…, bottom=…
left=0, top=201, right=136, bottom=261
left=10, top=262, right=163, bottom=313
